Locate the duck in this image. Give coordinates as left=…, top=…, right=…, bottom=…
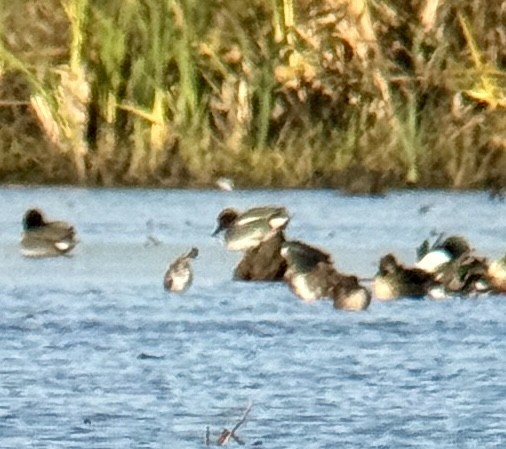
left=416, top=234, right=490, bottom=295
left=280, top=240, right=334, bottom=301
left=280, top=240, right=371, bottom=310
left=164, top=247, right=199, bottom=293
left=434, top=253, right=490, bottom=295
left=321, top=264, right=371, bottom=311
left=416, top=234, right=471, bottom=274
left=212, top=206, right=290, bottom=250
left=213, top=206, right=290, bottom=281
left=488, top=253, right=506, bottom=293
left=374, top=253, right=437, bottom=300
left=233, top=231, right=287, bottom=281
left=20, top=208, right=78, bottom=257
left=331, top=277, right=371, bottom=311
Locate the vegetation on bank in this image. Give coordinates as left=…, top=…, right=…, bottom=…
left=0, top=0, right=505, bottom=190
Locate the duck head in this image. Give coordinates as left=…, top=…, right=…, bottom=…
left=23, top=209, right=46, bottom=230
left=439, top=236, right=470, bottom=259
left=378, top=253, right=399, bottom=276
left=212, top=208, right=239, bottom=236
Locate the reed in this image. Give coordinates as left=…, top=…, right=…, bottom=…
left=0, top=0, right=504, bottom=188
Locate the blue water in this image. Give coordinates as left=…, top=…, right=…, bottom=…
left=0, top=187, right=505, bottom=448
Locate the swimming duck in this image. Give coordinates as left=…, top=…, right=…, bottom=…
left=488, top=253, right=506, bottom=293
left=416, top=234, right=490, bottom=295
left=322, top=265, right=371, bottom=311
left=331, top=278, right=371, bottom=311
left=434, top=253, right=490, bottom=295
left=20, top=208, right=78, bottom=257
left=280, top=240, right=371, bottom=310
left=233, top=231, right=287, bottom=281
left=213, top=206, right=290, bottom=281
left=164, top=247, right=199, bottom=293
left=213, top=206, right=288, bottom=230
left=374, top=253, right=437, bottom=300
left=213, top=206, right=290, bottom=251
left=416, top=235, right=471, bottom=273
left=280, top=240, right=333, bottom=300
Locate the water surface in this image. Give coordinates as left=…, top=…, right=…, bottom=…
left=0, top=188, right=505, bottom=448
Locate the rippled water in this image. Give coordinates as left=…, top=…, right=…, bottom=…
left=0, top=187, right=505, bottom=448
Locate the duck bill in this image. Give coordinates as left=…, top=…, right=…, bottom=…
left=211, top=224, right=224, bottom=236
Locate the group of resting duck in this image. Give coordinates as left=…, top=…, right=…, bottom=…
left=20, top=206, right=506, bottom=311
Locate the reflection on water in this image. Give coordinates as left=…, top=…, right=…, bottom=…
left=0, top=188, right=505, bottom=448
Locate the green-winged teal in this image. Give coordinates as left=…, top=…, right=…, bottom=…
left=213, top=206, right=289, bottom=248
left=416, top=235, right=471, bottom=273
left=374, top=253, right=437, bottom=300
left=213, top=206, right=290, bottom=281
left=20, top=208, right=78, bottom=257
left=416, top=234, right=490, bottom=295
left=434, top=253, right=490, bottom=295
left=280, top=240, right=371, bottom=311
left=280, top=240, right=333, bottom=300
left=164, top=247, right=199, bottom=293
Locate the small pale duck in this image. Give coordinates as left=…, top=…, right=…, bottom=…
left=374, top=253, right=437, bottom=300
left=164, top=247, right=199, bottom=293
left=488, top=253, right=506, bottom=293
left=280, top=240, right=371, bottom=311
left=20, top=208, right=78, bottom=257
left=212, top=206, right=290, bottom=251
left=317, top=263, right=371, bottom=311
left=329, top=273, right=371, bottom=311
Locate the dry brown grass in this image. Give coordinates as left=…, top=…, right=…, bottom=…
left=0, top=0, right=504, bottom=189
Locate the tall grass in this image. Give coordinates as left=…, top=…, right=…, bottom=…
left=0, top=0, right=504, bottom=188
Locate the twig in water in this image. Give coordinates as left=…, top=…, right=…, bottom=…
left=205, top=426, right=210, bottom=446
left=217, top=401, right=253, bottom=446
